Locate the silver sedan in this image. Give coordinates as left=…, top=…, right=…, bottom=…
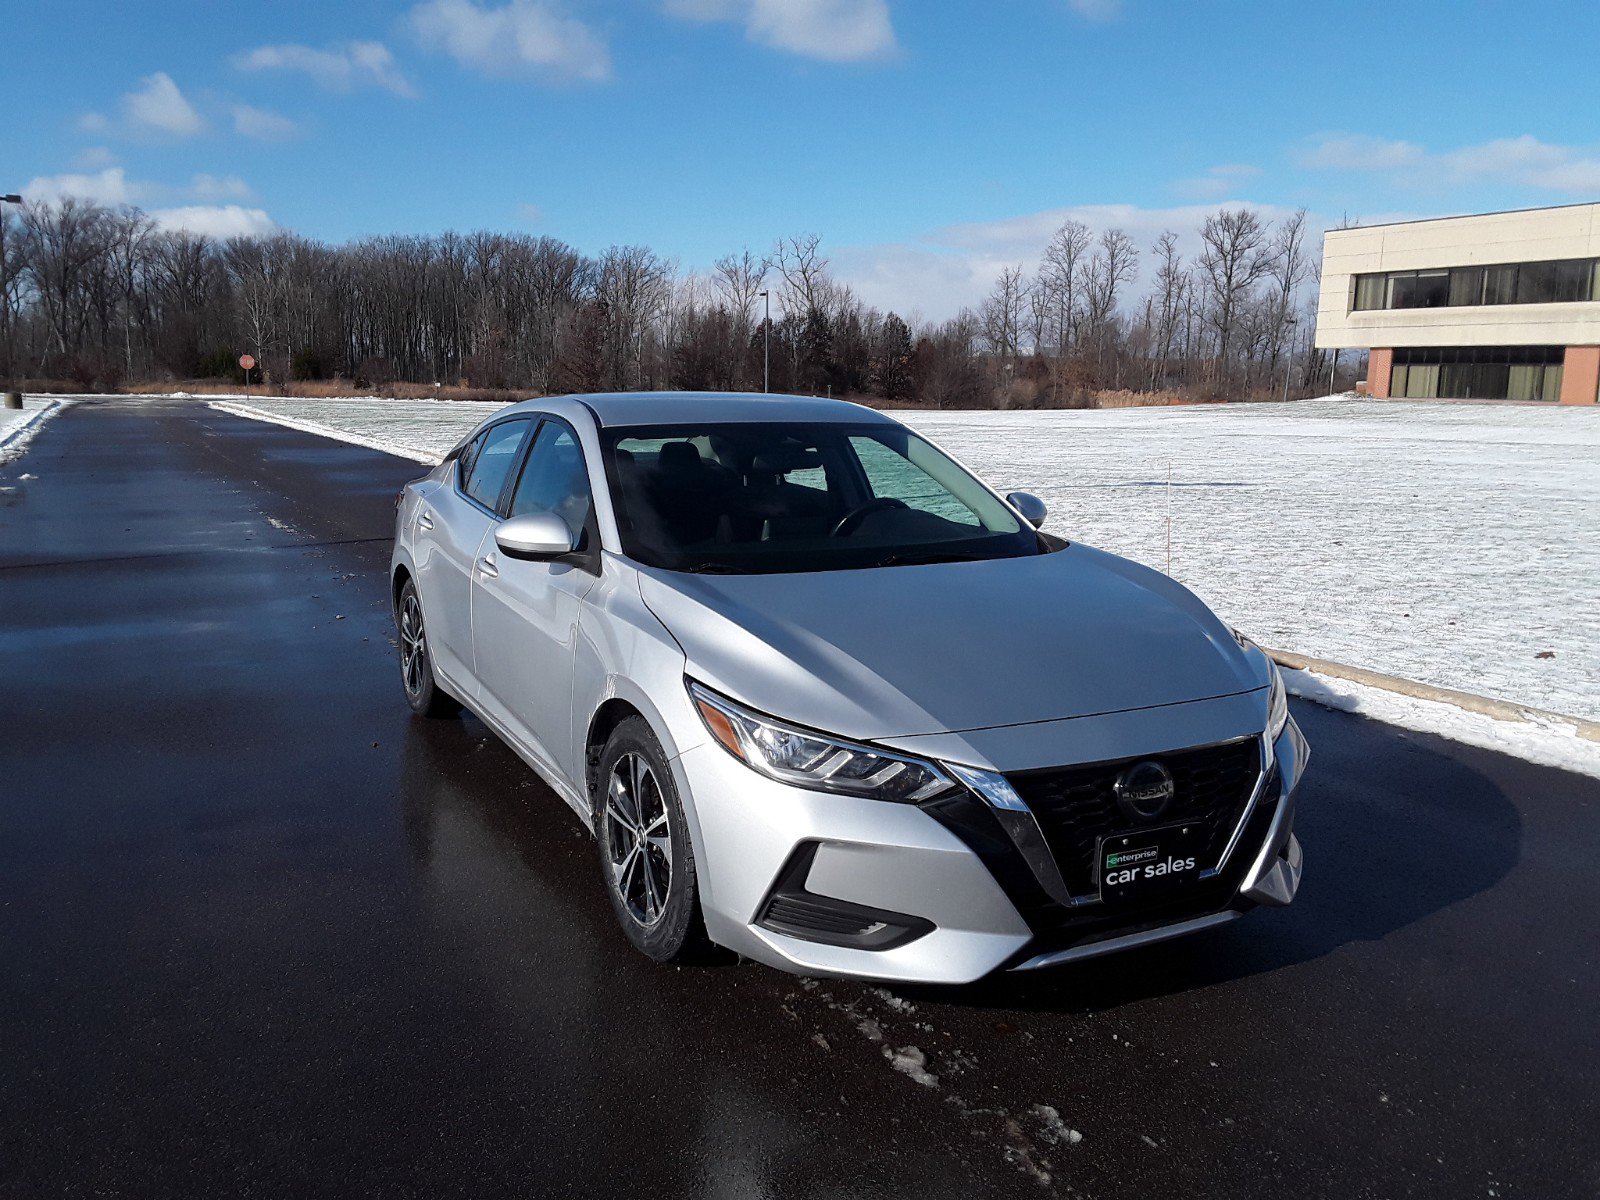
left=391, top=392, right=1307, bottom=984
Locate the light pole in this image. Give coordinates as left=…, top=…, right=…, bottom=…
left=1280, top=315, right=1299, bottom=404
left=758, top=290, right=770, bottom=393
left=0, top=193, right=23, bottom=399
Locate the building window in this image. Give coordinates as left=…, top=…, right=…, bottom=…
left=1390, top=346, right=1564, bottom=401
left=1351, top=257, right=1598, bottom=311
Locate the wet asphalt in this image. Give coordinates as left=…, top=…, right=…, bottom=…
left=1, top=398, right=1596, bottom=1199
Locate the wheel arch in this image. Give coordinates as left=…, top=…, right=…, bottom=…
left=391, top=563, right=413, bottom=618
left=585, top=696, right=647, bottom=802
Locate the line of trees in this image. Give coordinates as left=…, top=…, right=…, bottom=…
left=0, top=198, right=1339, bottom=406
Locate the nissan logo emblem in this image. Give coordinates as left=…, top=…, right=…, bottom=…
left=1114, top=760, right=1175, bottom=821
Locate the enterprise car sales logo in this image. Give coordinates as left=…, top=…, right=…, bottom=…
left=1106, top=846, right=1160, bottom=869
left=1113, top=760, right=1175, bottom=821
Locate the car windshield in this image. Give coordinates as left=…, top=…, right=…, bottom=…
left=601, top=421, right=1043, bottom=574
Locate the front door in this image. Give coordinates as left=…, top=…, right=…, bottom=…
left=472, top=418, right=600, bottom=787
left=414, top=417, right=531, bottom=692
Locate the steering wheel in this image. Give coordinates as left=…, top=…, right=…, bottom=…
left=830, top=497, right=909, bottom=538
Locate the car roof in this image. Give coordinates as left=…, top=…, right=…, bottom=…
left=517, top=391, right=898, bottom=429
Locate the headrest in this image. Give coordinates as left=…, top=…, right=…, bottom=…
left=658, top=441, right=702, bottom=472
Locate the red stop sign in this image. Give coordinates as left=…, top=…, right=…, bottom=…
left=239, top=354, right=256, bottom=371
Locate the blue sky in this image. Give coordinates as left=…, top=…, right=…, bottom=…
left=10, top=0, right=1600, bottom=318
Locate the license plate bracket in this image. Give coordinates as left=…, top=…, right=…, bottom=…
left=1096, top=823, right=1204, bottom=904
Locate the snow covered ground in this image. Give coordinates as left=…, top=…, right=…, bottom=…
left=0, top=397, right=65, bottom=466
left=206, top=394, right=1599, bottom=730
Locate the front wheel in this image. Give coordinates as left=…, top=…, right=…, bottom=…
left=594, top=717, right=711, bottom=963
left=397, top=578, right=461, bottom=718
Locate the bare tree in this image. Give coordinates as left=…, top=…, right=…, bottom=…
left=1198, top=207, right=1273, bottom=381
left=1040, top=219, right=1092, bottom=356
left=1082, top=228, right=1139, bottom=335
left=712, top=248, right=766, bottom=387
left=1148, top=231, right=1187, bottom=389
left=979, top=266, right=1028, bottom=360
left=766, top=234, right=829, bottom=317
left=1266, top=208, right=1311, bottom=375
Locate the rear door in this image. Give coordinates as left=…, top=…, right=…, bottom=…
left=471, top=418, right=600, bottom=785
left=413, top=417, right=532, bottom=693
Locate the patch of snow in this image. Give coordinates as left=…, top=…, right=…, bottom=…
left=0, top=398, right=68, bottom=466
left=883, top=1045, right=939, bottom=1088
left=870, top=987, right=915, bottom=1013
left=1030, top=1104, right=1083, bottom=1147
left=207, top=398, right=487, bottom=464
left=1288, top=667, right=1600, bottom=779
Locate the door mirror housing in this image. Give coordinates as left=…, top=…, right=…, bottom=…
left=495, top=513, right=576, bottom=560
left=1006, top=491, right=1048, bottom=529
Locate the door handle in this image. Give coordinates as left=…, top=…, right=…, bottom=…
left=478, top=553, right=499, bottom=579
left=418, top=510, right=434, bottom=531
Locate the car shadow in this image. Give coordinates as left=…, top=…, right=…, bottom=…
left=894, top=701, right=1526, bottom=1015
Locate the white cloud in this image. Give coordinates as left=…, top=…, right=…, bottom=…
left=25, top=167, right=267, bottom=215
left=73, top=146, right=118, bottom=169
left=233, top=41, right=417, bottom=96
left=1172, top=163, right=1261, bottom=200
left=1298, top=133, right=1600, bottom=194
left=410, top=0, right=612, bottom=83
left=190, top=174, right=254, bottom=201
left=833, top=201, right=1313, bottom=323
left=1066, top=0, right=1121, bottom=19
left=24, top=167, right=146, bottom=206
left=664, top=0, right=897, bottom=63
left=123, top=72, right=206, bottom=137
left=150, top=205, right=278, bottom=239
left=231, top=104, right=299, bottom=141
left=515, top=202, right=543, bottom=223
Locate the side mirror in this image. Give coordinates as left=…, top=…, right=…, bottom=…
left=1006, top=491, right=1048, bottom=529
left=495, top=513, right=576, bottom=560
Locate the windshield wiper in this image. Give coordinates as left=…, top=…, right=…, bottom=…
left=681, top=561, right=747, bottom=575
left=871, top=550, right=992, bottom=568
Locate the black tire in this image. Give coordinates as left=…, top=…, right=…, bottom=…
left=593, top=717, right=711, bottom=963
left=397, top=577, right=461, bottom=718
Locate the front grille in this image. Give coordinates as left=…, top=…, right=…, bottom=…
left=1005, top=737, right=1261, bottom=900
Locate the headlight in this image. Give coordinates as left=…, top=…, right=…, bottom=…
left=688, top=681, right=955, bottom=803
left=1233, top=628, right=1289, bottom=740
left=1267, top=664, right=1289, bottom=740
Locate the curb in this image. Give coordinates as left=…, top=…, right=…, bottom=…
left=207, top=400, right=442, bottom=465
left=1268, top=649, right=1600, bottom=744
left=0, top=398, right=60, bottom=451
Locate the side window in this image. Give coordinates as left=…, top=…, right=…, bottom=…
left=456, top=434, right=484, bottom=483
left=462, top=420, right=529, bottom=512
left=509, top=422, right=594, bottom=540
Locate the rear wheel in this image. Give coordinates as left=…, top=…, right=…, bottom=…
left=397, top=578, right=460, bottom=718
left=594, top=717, right=711, bottom=962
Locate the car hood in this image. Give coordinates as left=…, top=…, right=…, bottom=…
left=636, top=543, right=1268, bottom=741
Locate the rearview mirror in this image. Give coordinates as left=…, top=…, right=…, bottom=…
left=1006, top=491, right=1048, bottom=529
left=495, top=513, right=576, bottom=560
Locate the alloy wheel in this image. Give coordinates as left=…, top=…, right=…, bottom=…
left=400, top=592, right=428, bottom=698
left=605, top=752, right=673, bottom=927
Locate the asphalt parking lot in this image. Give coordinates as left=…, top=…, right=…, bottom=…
left=2, top=398, right=1596, bottom=1199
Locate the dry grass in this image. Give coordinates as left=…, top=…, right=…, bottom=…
left=113, top=379, right=533, bottom=403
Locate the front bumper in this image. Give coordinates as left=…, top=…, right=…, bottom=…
left=673, top=707, right=1309, bottom=986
